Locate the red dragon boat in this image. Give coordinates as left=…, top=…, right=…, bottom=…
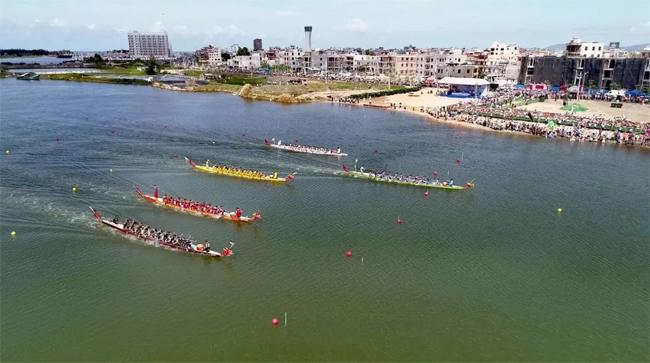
left=91, top=207, right=234, bottom=258
left=136, top=187, right=261, bottom=223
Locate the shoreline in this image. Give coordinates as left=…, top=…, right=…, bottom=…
left=7, top=76, right=647, bottom=149
left=339, top=100, right=650, bottom=149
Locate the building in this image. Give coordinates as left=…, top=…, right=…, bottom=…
left=486, top=42, right=521, bottom=84
left=565, top=38, right=604, bottom=58
left=253, top=38, right=263, bottom=51
left=228, top=53, right=261, bottom=70
left=195, top=45, right=222, bottom=66
left=438, top=76, right=489, bottom=97
left=304, top=26, right=312, bottom=52
left=519, top=55, right=650, bottom=89
left=128, top=31, right=172, bottom=59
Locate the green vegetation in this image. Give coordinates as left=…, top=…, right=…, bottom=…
left=45, top=73, right=150, bottom=86
left=193, top=81, right=242, bottom=93
left=90, top=53, right=105, bottom=67
left=347, top=86, right=421, bottom=99
left=221, top=53, right=231, bottom=61
left=219, top=74, right=266, bottom=86
left=0, top=48, right=49, bottom=57
left=560, top=103, right=588, bottom=112
left=145, top=57, right=159, bottom=75
left=269, top=64, right=290, bottom=72
left=183, top=69, right=203, bottom=77
left=511, top=96, right=538, bottom=107
left=236, top=47, right=251, bottom=56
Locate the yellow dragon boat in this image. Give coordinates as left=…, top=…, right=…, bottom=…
left=185, top=157, right=295, bottom=183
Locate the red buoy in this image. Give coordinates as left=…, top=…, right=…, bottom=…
left=345, top=250, right=353, bottom=257
left=424, top=191, right=429, bottom=197
left=272, top=318, right=280, bottom=326
left=396, top=216, right=403, bottom=224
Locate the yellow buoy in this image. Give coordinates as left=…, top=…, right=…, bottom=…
left=72, top=186, right=77, bottom=192
left=557, top=208, right=563, bottom=213
left=10, top=230, right=16, bottom=237
left=109, top=168, right=113, bottom=173
left=5, top=149, right=9, bottom=154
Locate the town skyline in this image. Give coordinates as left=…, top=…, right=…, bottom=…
left=2, top=0, right=649, bottom=51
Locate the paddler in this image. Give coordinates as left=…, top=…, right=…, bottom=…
left=273, top=171, right=278, bottom=179
left=153, top=186, right=159, bottom=199
left=449, top=178, right=454, bottom=186
left=235, top=208, right=242, bottom=219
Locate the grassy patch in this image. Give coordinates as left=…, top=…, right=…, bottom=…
left=560, top=103, right=588, bottom=112
left=183, top=69, right=203, bottom=77
left=45, top=73, right=150, bottom=85
left=193, top=81, right=242, bottom=93
left=347, top=86, right=421, bottom=99
left=221, top=74, right=266, bottom=86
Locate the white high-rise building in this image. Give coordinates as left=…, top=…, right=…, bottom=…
left=128, top=31, right=172, bottom=59
left=304, top=26, right=312, bottom=52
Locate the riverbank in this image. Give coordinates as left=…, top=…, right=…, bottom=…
left=152, top=78, right=410, bottom=103
left=343, top=88, right=649, bottom=147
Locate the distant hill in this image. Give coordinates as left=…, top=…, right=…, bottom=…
left=545, top=43, right=566, bottom=52
left=621, top=43, right=649, bottom=51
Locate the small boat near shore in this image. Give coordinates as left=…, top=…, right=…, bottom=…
left=16, top=72, right=40, bottom=80
left=264, top=138, right=348, bottom=156
left=91, top=207, right=234, bottom=257
left=185, top=157, right=295, bottom=183
left=342, top=167, right=474, bottom=191
left=136, top=187, right=261, bottom=223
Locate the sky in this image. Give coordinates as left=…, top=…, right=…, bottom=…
left=1, top=0, right=649, bottom=51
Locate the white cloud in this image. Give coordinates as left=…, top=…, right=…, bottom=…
left=48, top=18, right=65, bottom=27
left=345, top=18, right=369, bottom=32
left=208, top=24, right=244, bottom=37
left=87, top=24, right=96, bottom=30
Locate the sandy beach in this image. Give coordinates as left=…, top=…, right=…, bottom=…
left=518, top=99, right=649, bottom=123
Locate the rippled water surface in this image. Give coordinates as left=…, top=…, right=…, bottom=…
left=1, top=79, right=648, bottom=361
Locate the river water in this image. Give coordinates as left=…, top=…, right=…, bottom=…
left=1, top=79, right=648, bottom=361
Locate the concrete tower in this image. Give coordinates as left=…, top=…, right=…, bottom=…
left=304, top=26, right=312, bottom=52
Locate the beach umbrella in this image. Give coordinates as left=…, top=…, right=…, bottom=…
left=547, top=121, right=557, bottom=130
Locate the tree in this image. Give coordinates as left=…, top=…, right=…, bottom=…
left=221, top=52, right=231, bottom=61
left=145, top=57, right=159, bottom=75
left=236, top=47, right=250, bottom=56
left=363, top=49, right=372, bottom=55
left=91, top=53, right=104, bottom=66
